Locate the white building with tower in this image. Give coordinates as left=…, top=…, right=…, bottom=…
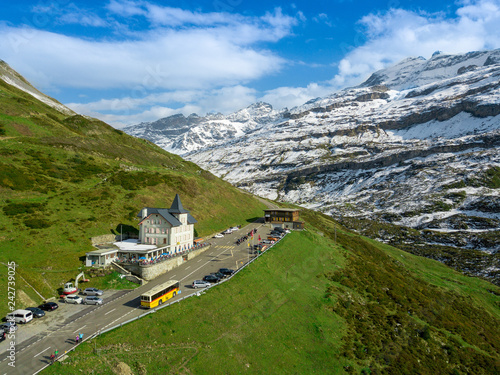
left=138, top=194, right=197, bottom=252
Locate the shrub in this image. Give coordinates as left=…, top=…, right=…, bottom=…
left=24, top=217, right=51, bottom=229
left=3, top=202, right=46, bottom=216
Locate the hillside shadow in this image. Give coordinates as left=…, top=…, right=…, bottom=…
left=113, top=224, right=139, bottom=240
left=246, top=217, right=263, bottom=223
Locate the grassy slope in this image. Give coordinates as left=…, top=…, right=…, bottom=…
left=0, top=78, right=266, bottom=315
left=44, top=209, right=500, bottom=375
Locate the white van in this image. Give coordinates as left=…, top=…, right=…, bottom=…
left=6, top=309, right=33, bottom=324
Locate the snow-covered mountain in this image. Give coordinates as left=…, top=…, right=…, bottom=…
left=124, top=102, right=283, bottom=153
left=124, top=50, right=500, bottom=274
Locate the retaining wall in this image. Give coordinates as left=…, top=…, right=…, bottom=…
left=118, top=245, right=211, bottom=281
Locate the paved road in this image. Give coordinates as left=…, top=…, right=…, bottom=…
left=0, top=220, right=269, bottom=375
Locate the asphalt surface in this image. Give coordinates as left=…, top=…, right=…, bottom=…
left=0, top=220, right=269, bottom=375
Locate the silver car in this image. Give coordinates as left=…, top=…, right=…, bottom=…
left=83, top=296, right=103, bottom=305
left=0, top=321, right=17, bottom=334
left=192, top=280, right=211, bottom=288
left=82, top=288, right=103, bottom=296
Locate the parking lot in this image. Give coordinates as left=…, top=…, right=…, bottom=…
left=0, top=289, right=128, bottom=350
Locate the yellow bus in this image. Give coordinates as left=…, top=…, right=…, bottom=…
left=140, top=280, right=180, bottom=309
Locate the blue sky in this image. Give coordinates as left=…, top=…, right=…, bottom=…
left=1, top=0, right=500, bottom=127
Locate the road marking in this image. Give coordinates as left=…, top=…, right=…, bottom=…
left=180, top=246, right=236, bottom=282
left=104, top=308, right=116, bottom=316
left=185, top=266, right=190, bottom=270
left=34, top=347, right=51, bottom=358
left=73, top=325, right=86, bottom=333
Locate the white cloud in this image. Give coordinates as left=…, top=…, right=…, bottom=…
left=32, top=3, right=108, bottom=27
left=259, top=83, right=335, bottom=110
left=66, top=85, right=258, bottom=127
left=0, top=2, right=303, bottom=126
left=198, top=86, right=258, bottom=114
left=331, top=0, right=500, bottom=87
left=0, top=26, right=284, bottom=91
left=75, top=105, right=196, bottom=128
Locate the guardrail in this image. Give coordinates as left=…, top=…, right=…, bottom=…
left=91, top=233, right=286, bottom=340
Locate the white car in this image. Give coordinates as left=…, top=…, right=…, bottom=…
left=64, top=295, right=83, bottom=304
left=214, top=233, right=224, bottom=238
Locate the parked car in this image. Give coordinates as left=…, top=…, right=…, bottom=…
left=192, top=280, right=211, bottom=288
left=82, top=288, right=103, bottom=296
left=203, top=274, right=220, bottom=283
left=83, top=296, right=103, bottom=305
left=214, top=233, right=224, bottom=238
left=0, top=321, right=17, bottom=333
left=219, top=268, right=235, bottom=276
left=6, top=309, right=33, bottom=324
left=26, top=307, right=45, bottom=318
left=64, top=295, right=83, bottom=304
left=211, top=271, right=226, bottom=279
left=261, top=240, right=274, bottom=245
left=38, top=302, right=59, bottom=311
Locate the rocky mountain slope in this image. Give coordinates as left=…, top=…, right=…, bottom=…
left=125, top=101, right=282, bottom=153
left=125, top=49, right=500, bottom=282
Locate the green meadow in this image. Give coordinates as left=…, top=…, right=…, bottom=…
left=43, top=209, right=500, bottom=374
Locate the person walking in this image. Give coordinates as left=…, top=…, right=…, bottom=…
left=75, top=335, right=79, bottom=344
left=79, top=332, right=83, bottom=342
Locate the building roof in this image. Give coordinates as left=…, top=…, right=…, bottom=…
left=264, top=208, right=300, bottom=212
left=139, top=209, right=182, bottom=227
left=86, top=248, right=119, bottom=256
left=169, top=193, right=189, bottom=214
left=167, top=194, right=197, bottom=223
left=186, top=213, right=198, bottom=224
left=137, top=194, right=197, bottom=226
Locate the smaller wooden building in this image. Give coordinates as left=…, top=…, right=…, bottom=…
left=263, top=208, right=304, bottom=230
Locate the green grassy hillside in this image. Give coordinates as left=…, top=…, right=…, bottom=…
left=0, top=75, right=266, bottom=314
left=44, top=209, right=500, bottom=374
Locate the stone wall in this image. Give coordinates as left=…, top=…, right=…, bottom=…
left=118, top=245, right=211, bottom=281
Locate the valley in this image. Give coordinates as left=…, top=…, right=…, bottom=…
left=0, top=52, right=499, bottom=375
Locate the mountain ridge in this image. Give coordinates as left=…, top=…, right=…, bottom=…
left=0, top=59, right=75, bottom=116
left=124, top=48, right=500, bottom=283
